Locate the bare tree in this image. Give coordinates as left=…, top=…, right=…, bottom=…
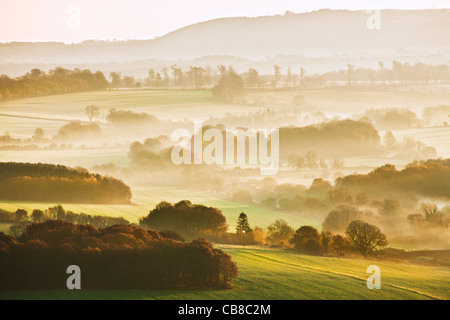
left=347, top=64, right=355, bottom=87
left=273, top=65, right=281, bottom=88
left=299, top=68, right=306, bottom=88
left=85, top=105, right=100, bottom=122
left=162, top=68, right=169, bottom=87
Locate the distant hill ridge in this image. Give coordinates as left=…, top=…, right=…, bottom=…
left=1, top=9, right=449, bottom=64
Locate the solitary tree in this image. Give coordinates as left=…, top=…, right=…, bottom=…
left=383, top=131, right=398, bottom=150
left=31, top=209, right=45, bottom=223
left=212, top=66, right=244, bottom=102
left=378, top=61, right=385, bottom=81
left=32, top=128, right=45, bottom=141
left=347, top=64, right=355, bottom=87
left=266, top=219, right=294, bottom=246
left=236, top=212, right=252, bottom=234
left=346, top=220, right=388, bottom=257
left=246, top=68, right=259, bottom=88
left=380, top=198, right=400, bottom=217
left=14, top=209, right=28, bottom=222
left=331, top=234, right=351, bottom=256
left=289, top=226, right=322, bottom=255
left=110, top=72, right=122, bottom=87
left=273, top=65, right=281, bottom=88
left=420, top=203, right=445, bottom=227
left=299, top=68, right=306, bottom=87
left=287, top=65, right=292, bottom=87
left=48, top=205, right=66, bottom=221
left=147, top=69, right=156, bottom=86
left=320, top=231, right=333, bottom=253
left=85, top=105, right=99, bottom=122
left=322, top=205, right=361, bottom=233
left=162, top=68, right=170, bottom=87
left=30, top=68, right=43, bottom=78
left=122, top=76, right=136, bottom=88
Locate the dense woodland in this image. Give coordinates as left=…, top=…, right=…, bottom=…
left=337, top=159, right=450, bottom=199
left=0, top=163, right=131, bottom=204
left=279, top=120, right=381, bottom=157
left=54, top=122, right=102, bottom=142
left=140, top=200, right=228, bottom=239
left=0, top=221, right=238, bottom=290
left=0, top=68, right=107, bottom=101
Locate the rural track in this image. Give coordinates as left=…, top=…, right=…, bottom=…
left=240, top=250, right=446, bottom=300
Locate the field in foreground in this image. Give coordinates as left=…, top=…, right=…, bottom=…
left=0, top=246, right=448, bottom=300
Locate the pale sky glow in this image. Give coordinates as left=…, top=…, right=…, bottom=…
left=1, top=0, right=449, bottom=43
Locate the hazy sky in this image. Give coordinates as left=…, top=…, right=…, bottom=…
left=1, top=0, right=449, bottom=43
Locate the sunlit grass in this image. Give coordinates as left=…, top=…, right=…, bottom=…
left=0, top=187, right=322, bottom=231
left=1, top=246, right=448, bottom=300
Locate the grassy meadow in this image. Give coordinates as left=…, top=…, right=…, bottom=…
left=0, top=246, right=448, bottom=300
left=0, top=89, right=268, bottom=137
left=1, top=88, right=449, bottom=166
left=0, top=186, right=321, bottom=231
left=1, top=88, right=449, bottom=229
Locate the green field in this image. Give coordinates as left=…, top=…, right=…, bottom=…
left=0, top=187, right=321, bottom=232
left=0, top=89, right=268, bottom=138
left=2, top=88, right=449, bottom=170
left=0, top=246, right=448, bottom=300
left=1, top=88, right=450, bottom=300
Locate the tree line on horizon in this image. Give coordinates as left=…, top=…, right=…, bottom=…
left=109, top=61, right=450, bottom=92
left=0, top=67, right=107, bottom=101
left=2, top=60, right=448, bottom=102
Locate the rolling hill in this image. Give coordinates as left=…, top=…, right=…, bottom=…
left=0, top=246, right=448, bottom=300
left=1, top=9, right=449, bottom=64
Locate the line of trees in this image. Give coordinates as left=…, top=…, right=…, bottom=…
left=0, top=162, right=132, bottom=204
left=336, top=159, right=450, bottom=199
left=106, top=108, right=159, bottom=127
left=0, top=205, right=130, bottom=236
left=4, top=61, right=446, bottom=103
left=289, top=221, right=388, bottom=258
left=0, top=221, right=238, bottom=290
left=111, top=61, right=450, bottom=91
left=110, top=65, right=216, bottom=89
left=0, top=68, right=107, bottom=101
left=4, top=61, right=446, bottom=102
left=319, top=61, right=450, bottom=84
left=228, top=212, right=388, bottom=257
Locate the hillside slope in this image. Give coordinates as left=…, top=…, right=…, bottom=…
left=0, top=247, right=448, bottom=299
left=1, top=9, right=449, bottom=64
